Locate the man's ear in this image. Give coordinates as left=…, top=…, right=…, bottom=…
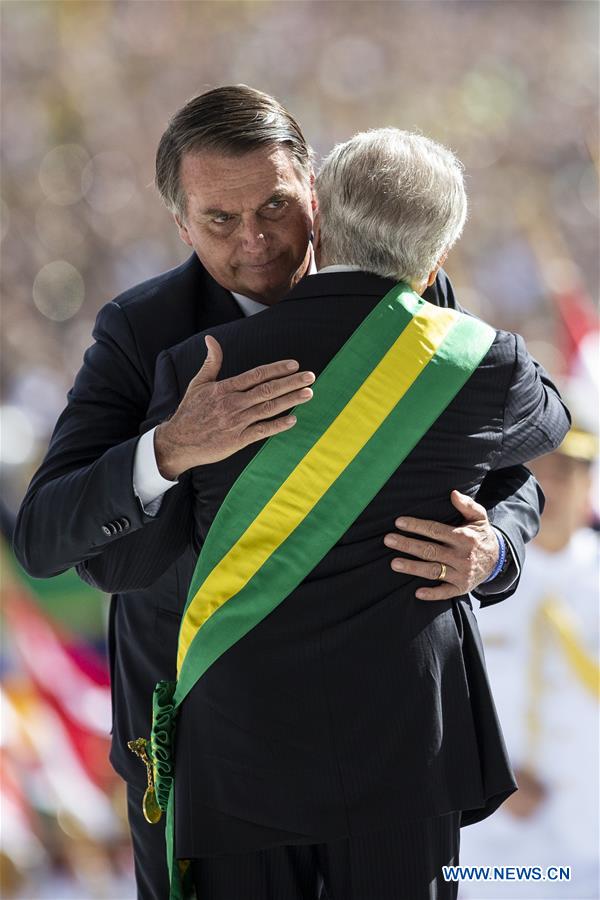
left=309, top=170, right=318, bottom=213
left=425, top=250, right=449, bottom=288
left=312, top=209, right=322, bottom=254
left=173, top=212, right=193, bottom=248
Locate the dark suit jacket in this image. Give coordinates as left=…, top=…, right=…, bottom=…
left=12, top=256, right=545, bottom=788
left=129, top=271, right=569, bottom=858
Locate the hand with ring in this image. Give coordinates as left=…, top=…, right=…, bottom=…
left=383, top=490, right=501, bottom=601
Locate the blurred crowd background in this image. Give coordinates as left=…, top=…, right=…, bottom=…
left=1, top=1, right=598, bottom=898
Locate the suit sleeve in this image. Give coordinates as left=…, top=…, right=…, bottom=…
left=470, top=335, right=569, bottom=605
left=428, top=272, right=553, bottom=602
left=77, top=350, right=195, bottom=592
left=12, top=301, right=156, bottom=578
left=495, top=333, right=571, bottom=470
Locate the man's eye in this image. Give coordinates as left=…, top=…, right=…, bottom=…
left=212, top=214, right=232, bottom=225
left=261, top=200, right=288, bottom=217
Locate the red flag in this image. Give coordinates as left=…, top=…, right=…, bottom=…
left=2, top=585, right=114, bottom=788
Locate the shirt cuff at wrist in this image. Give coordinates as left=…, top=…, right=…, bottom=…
left=478, top=527, right=520, bottom=594
left=133, top=426, right=178, bottom=516
left=482, top=530, right=507, bottom=583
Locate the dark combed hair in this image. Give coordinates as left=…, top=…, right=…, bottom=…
left=155, top=84, right=314, bottom=217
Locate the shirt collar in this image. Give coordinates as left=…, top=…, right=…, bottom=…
left=315, top=264, right=364, bottom=274
left=230, top=293, right=270, bottom=317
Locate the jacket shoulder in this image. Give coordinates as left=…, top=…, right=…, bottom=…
left=93, top=254, right=242, bottom=384
left=111, top=254, right=199, bottom=317
left=470, top=328, right=518, bottom=388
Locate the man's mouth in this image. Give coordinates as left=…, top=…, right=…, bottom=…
left=239, top=257, right=280, bottom=271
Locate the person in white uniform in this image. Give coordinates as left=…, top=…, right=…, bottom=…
left=460, top=418, right=599, bottom=900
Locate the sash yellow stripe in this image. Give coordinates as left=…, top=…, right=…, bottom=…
left=177, top=305, right=458, bottom=672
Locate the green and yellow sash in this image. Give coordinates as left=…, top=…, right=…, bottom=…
left=135, top=282, right=495, bottom=899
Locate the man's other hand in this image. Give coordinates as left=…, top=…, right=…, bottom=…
left=383, top=490, right=500, bottom=600
left=155, top=335, right=315, bottom=479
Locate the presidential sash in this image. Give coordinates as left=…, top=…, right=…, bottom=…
left=131, top=282, right=495, bottom=899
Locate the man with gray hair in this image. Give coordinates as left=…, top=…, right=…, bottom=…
left=118, top=127, right=569, bottom=899
left=315, top=128, right=466, bottom=292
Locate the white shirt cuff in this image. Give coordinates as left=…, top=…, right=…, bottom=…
left=133, top=426, right=178, bottom=516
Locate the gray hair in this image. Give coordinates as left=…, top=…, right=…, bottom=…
left=155, top=84, right=314, bottom=218
left=315, top=128, right=467, bottom=285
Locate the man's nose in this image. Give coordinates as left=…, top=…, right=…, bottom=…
left=238, top=217, right=269, bottom=254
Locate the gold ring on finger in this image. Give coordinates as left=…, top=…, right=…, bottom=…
left=438, top=562, right=447, bottom=581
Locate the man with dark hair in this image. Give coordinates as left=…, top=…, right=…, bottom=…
left=14, top=86, right=546, bottom=899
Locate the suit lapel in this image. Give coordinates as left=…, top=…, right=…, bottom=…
left=187, top=254, right=244, bottom=332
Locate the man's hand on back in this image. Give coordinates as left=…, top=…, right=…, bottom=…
left=154, top=335, right=315, bottom=479
left=383, top=490, right=500, bottom=600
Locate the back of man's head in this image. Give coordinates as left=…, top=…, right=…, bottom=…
left=156, top=84, right=314, bottom=218
left=315, top=128, right=467, bottom=290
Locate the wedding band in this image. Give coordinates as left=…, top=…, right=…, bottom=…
left=438, top=562, right=447, bottom=581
